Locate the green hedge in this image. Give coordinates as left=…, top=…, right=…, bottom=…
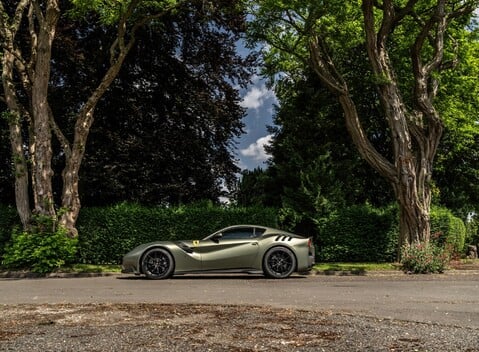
left=76, top=202, right=278, bottom=264
left=316, top=205, right=467, bottom=262
left=317, top=204, right=399, bottom=262
left=430, top=206, right=466, bottom=255
left=1, top=201, right=467, bottom=267
left=0, top=204, right=19, bottom=258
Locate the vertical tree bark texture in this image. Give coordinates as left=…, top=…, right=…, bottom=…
left=0, top=1, right=32, bottom=228
left=30, top=0, right=60, bottom=218
left=1, top=51, right=31, bottom=228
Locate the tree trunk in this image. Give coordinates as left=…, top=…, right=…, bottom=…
left=58, top=35, right=134, bottom=237
left=1, top=1, right=32, bottom=229
left=30, top=0, right=60, bottom=219
left=337, top=90, right=432, bottom=248
left=392, top=162, right=431, bottom=247
left=1, top=51, right=32, bottom=228
left=54, top=0, right=175, bottom=236
left=8, top=116, right=32, bottom=228
left=58, top=110, right=95, bottom=238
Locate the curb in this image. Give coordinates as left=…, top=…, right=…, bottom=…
left=310, top=269, right=479, bottom=276
left=0, top=271, right=120, bottom=279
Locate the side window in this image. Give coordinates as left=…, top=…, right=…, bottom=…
left=254, top=228, right=266, bottom=237
left=222, top=228, right=255, bottom=240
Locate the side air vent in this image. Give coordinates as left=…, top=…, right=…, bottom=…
left=274, top=235, right=293, bottom=242
left=175, top=241, right=194, bottom=254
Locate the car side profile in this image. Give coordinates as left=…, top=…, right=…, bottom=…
left=122, top=225, right=315, bottom=279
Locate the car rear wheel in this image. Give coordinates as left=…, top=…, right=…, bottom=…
left=141, top=248, right=174, bottom=279
left=263, top=247, right=296, bottom=279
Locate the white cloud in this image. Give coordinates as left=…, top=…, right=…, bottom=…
left=240, top=135, right=273, bottom=162
left=240, top=85, right=275, bottom=110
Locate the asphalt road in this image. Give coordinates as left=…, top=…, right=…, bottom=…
left=1, top=272, right=478, bottom=328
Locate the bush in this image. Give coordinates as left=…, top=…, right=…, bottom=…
left=400, top=241, right=450, bottom=274
left=76, top=202, right=278, bottom=264
left=430, top=207, right=466, bottom=256
left=317, top=204, right=399, bottom=262
left=2, top=216, right=78, bottom=273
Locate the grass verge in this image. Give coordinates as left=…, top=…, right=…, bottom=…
left=60, top=264, right=122, bottom=273
left=314, top=262, right=398, bottom=272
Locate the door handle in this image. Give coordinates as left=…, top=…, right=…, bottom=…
left=252, top=242, right=258, bottom=246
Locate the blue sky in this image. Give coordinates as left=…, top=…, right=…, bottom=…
left=235, top=75, right=277, bottom=170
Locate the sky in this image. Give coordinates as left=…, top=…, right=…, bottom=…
left=235, top=75, right=277, bottom=171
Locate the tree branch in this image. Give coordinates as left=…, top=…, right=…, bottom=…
left=0, top=0, right=30, bottom=36
left=81, top=0, right=183, bottom=136
left=28, top=2, right=37, bottom=78
left=308, top=36, right=347, bottom=95
left=393, top=0, right=419, bottom=25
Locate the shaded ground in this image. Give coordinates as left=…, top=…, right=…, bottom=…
left=1, top=303, right=478, bottom=351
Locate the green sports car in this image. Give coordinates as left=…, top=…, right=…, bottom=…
left=122, top=225, right=315, bottom=279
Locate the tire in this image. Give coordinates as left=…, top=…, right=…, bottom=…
left=262, top=247, right=296, bottom=279
left=141, top=248, right=175, bottom=279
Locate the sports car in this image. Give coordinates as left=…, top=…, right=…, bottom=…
left=122, top=225, right=315, bottom=279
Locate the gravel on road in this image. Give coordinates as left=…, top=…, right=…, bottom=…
left=1, top=303, right=478, bottom=351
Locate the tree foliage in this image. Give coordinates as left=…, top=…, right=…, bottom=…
left=434, top=29, right=479, bottom=216
left=247, top=0, right=479, bottom=246
left=238, top=30, right=479, bottom=233
left=46, top=1, right=255, bottom=206
left=0, top=0, right=254, bottom=236
left=269, top=68, right=394, bottom=228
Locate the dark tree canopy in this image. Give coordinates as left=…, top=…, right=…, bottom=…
left=12, top=0, right=256, bottom=207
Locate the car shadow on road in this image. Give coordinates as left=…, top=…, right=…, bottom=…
left=117, top=274, right=309, bottom=280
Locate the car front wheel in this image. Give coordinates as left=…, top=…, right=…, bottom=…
left=141, top=248, right=174, bottom=279
left=263, top=247, right=296, bottom=279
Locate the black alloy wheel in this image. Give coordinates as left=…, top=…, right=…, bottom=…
left=141, top=248, right=175, bottom=279
left=263, top=247, right=296, bottom=279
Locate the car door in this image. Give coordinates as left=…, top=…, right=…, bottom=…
left=197, top=227, right=260, bottom=270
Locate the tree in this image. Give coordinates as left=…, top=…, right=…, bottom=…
left=1, top=0, right=173, bottom=234
left=47, top=3, right=254, bottom=206
left=248, top=0, right=479, bottom=246
left=0, top=0, right=246, bottom=236
left=235, top=168, right=282, bottom=207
